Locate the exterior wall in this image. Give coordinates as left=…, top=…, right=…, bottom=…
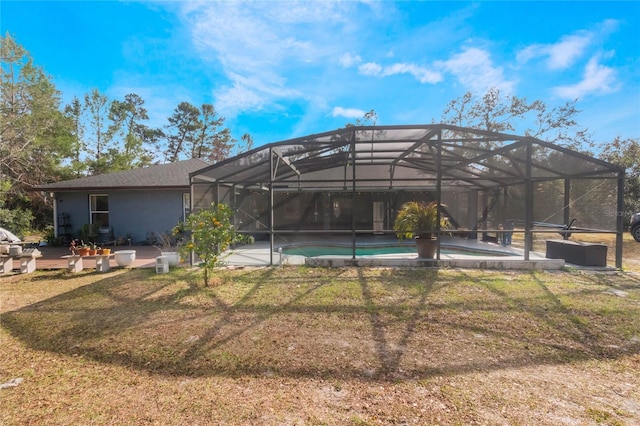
left=54, top=189, right=188, bottom=244
left=55, top=192, right=92, bottom=231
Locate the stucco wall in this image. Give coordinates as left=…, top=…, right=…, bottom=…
left=55, top=189, right=187, bottom=244
left=55, top=192, right=90, bottom=235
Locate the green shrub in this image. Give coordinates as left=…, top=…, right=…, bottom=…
left=0, top=207, right=33, bottom=238
left=176, top=203, right=244, bottom=287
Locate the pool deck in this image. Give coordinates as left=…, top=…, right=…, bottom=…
left=5, top=236, right=614, bottom=273
left=223, top=236, right=567, bottom=270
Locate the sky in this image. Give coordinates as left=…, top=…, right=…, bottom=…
left=2, top=1, right=639, bottom=150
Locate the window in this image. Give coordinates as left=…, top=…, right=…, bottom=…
left=89, top=194, right=109, bottom=228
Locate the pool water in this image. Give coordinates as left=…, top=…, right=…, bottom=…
left=281, top=244, right=507, bottom=257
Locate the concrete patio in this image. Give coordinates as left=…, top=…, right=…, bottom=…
left=222, top=237, right=567, bottom=270
left=5, top=235, right=618, bottom=273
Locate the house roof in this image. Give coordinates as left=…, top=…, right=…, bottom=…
left=34, top=158, right=210, bottom=191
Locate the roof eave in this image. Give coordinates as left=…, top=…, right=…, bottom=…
left=30, top=185, right=190, bottom=192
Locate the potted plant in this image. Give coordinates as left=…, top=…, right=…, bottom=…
left=393, top=201, right=448, bottom=259
left=96, top=246, right=111, bottom=255
left=88, top=242, right=98, bottom=256
left=77, top=242, right=90, bottom=257
left=152, top=230, right=182, bottom=267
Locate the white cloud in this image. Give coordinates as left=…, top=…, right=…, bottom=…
left=517, top=34, right=592, bottom=70
left=214, top=83, right=268, bottom=116
left=553, top=56, right=618, bottom=99
left=516, top=19, right=619, bottom=70
left=359, top=62, right=384, bottom=76
left=358, top=62, right=442, bottom=84
left=387, top=63, right=443, bottom=84
left=332, top=107, right=366, bottom=119
left=437, top=47, right=514, bottom=94
left=339, top=53, right=362, bottom=68
left=179, top=2, right=358, bottom=117
left=214, top=72, right=302, bottom=116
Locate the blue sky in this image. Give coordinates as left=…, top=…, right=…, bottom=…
left=2, top=1, right=639, bottom=149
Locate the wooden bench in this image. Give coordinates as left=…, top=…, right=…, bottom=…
left=62, top=254, right=115, bottom=273
left=545, top=239, right=608, bottom=267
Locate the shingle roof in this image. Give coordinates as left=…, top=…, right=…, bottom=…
left=34, top=159, right=210, bottom=191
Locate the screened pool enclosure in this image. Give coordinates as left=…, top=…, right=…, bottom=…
left=190, top=124, right=624, bottom=267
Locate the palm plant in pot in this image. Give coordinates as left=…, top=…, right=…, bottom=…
left=393, top=201, right=448, bottom=259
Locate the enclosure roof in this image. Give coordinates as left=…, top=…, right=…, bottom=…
left=192, top=124, right=622, bottom=191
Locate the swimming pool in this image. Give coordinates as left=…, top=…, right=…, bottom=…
left=280, top=242, right=510, bottom=258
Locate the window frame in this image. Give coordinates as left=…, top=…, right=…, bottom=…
left=89, top=194, right=109, bottom=228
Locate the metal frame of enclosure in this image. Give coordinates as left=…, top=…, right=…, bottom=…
left=190, top=124, right=625, bottom=267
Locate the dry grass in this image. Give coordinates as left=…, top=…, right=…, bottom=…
left=1, top=257, right=640, bottom=424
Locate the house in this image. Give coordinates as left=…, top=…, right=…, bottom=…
left=33, top=124, right=625, bottom=268
left=35, top=159, right=209, bottom=245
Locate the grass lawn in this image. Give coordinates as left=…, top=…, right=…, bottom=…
left=1, top=251, right=640, bottom=424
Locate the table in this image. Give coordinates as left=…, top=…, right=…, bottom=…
left=62, top=254, right=115, bottom=273
left=1, top=253, right=42, bottom=274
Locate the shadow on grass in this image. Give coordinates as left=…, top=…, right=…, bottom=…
left=2, top=267, right=639, bottom=382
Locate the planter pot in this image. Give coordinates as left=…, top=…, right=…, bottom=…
left=98, top=248, right=111, bottom=255
left=415, top=238, right=437, bottom=259
left=77, top=247, right=90, bottom=257
left=114, top=250, right=136, bottom=267
left=89, top=249, right=97, bottom=256
left=160, top=251, right=180, bottom=267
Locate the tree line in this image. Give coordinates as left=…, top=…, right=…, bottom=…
left=354, top=90, right=639, bottom=227
left=1, top=34, right=253, bottom=232
left=437, top=87, right=639, bottom=226
left=1, top=33, right=638, bottom=235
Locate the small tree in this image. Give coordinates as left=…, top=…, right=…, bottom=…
left=176, top=203, right=239, bottom=286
